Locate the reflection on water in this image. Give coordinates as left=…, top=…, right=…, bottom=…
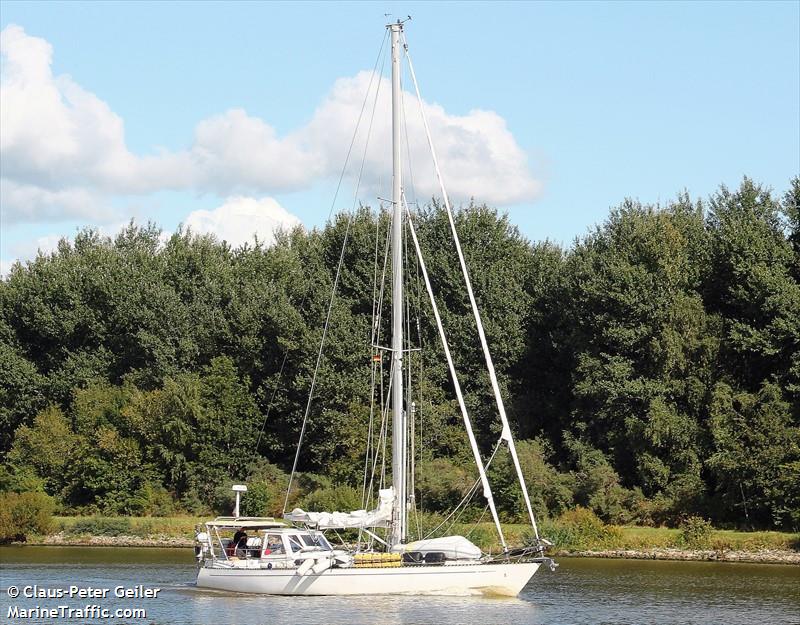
left=1, top=547, right=798, bottom=625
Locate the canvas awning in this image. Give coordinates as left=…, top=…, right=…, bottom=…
left=205, top=517, right=286, bottom=529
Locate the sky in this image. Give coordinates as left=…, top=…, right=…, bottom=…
left=1, top=1, right=798, bottom=275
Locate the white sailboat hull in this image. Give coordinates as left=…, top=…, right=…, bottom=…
left=196, top=561, right=540, bottom=596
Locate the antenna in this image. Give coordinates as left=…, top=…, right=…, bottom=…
left=384, top=14, right=412, bottom=26
left=232, top=484, right=247, bottom=517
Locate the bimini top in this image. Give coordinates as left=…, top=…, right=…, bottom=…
left=205, top=517, right=287, bottom=529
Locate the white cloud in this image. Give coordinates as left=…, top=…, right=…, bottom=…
left=0, top=195, right=301, bottom=277
left=302, top=72, right=541, bottom=205
left=183, top=196, right=301, bottom=247
left=0, top=179, right=115, bottom=223
left=1, top=24, right=541, bottom=227
left=1, top=232, right=63, bottom=277
left=6, top=233, right=64, bottom=260
left=1, top=25, right=158, bottom=195
left=22, top=233, right=61, bottom=256
left=187, top=110, right=323, bottom=194
left=0, top=24, right=190, bottom=224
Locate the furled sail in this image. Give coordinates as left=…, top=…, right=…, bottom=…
left=284, top=488, right=394, bottom=529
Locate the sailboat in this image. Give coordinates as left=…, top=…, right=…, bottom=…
left=194, top=20, right=555, bottom=597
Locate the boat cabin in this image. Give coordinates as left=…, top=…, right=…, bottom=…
left=196, top=517, right=336, bottom=569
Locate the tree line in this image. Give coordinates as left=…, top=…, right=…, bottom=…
left=1, top=177, right=798, bottom=531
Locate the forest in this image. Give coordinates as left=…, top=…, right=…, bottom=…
left=1, top=177, right=798, bottom=532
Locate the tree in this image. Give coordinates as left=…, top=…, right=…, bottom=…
left=563, top=197, right=711, bottom=499
left=1, top=184, right=797, bottom=527
left=705, top=179, right=800, bottom=397
left=0, top=327, right=45, bottom=455
left=707, top=382, right=800, bottom=529
left=7, top=406, right=78, bottom=497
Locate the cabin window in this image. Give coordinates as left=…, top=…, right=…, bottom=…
left=262, top=534, right=285, bottom=556
left=301, top=534, right=331, bottom=550
left=287, top=535, right=306, bottom=553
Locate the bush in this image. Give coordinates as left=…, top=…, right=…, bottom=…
left=210, top=482, right=238, bottom=515
left=460, top=525, right=496, bottom=552
left=240, top=479, right=287, bottom=517
left=0, top=464, right=47, bottom=494
left=534, top=507, right=623, bottom=550
left=406, top=510, right=446, bottom=542
left=416, top=458, right=474, bottom=512
left=130, top=520, right=156, bottom=538
left=294, top=472, right=331, bottom=495
left=565, top=436, right=640, bottom=524
left=130, top=484, right=177, bottom=517
left=0, top=491, right=55, bottom=542
left=240, top=461, right=291, bottom=516
left=679, top=516, right=713, bottom=549
left=66, top=517, right=132, bottom=537
left=178, top=487, right=208, bottom=516
left=632, top=474, right=709, bottom=527
left=488, top=439, right=574, bottom=522
left=299, top=485, right=361, bottom=512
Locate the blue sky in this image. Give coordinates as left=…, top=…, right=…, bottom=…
left=1, top=1, right=798, bottom=273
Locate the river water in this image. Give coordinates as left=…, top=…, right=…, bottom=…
left=1, top=546, right=798, bottom=625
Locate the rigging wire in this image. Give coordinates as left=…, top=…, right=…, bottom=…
left=400, top=67, right=418, bottom=209
left=463, top=505, right=489, bottom=543
left=403, top=205, right=414, bottom=526
left=363, top=216, right=391, bottom=507
left=414, top=230, right=424, bottom=539
left=421, top=439, right=503, bottom=541
left=362, top=217, right=392, bottom=510
left=377, top=226, right=391, bottom=492
left=362, top=213, right=382, bottom=508
left=364, top=361, right=394, bottom=512
left=362, top=207, right=391, bottom=508
left=399, top=57, right=426, bottom=540
left=254, top=29, right=389, bottom=458
left=282, top=31, right=389, bottom=514
left=402, top=33, right=541, bottom=543
left=362, top=49, right=392, bottom=509
left=404, top=196, right=508, bottom=550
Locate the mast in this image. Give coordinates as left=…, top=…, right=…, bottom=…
left=389, top=20, right=406, bottom=547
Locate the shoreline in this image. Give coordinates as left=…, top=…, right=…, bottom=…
left=15, top=534, right=800, bottom=565
left=554, top=548, right=800, bottom=565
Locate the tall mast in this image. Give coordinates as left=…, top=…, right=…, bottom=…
left=389, top=20, right=406, bottom=547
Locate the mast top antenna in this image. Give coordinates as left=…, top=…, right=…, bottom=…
left=386, top=15, right=411, bottom=29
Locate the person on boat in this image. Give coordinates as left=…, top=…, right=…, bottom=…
left=263, top=534, right=285, bottom=556
left=232, top=527, right=248, bottom=555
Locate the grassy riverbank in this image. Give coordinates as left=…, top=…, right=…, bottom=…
left=19, top=514, right=799, bottom=564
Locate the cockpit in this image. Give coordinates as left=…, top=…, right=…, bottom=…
left=195, top=518, right=336, bottom=567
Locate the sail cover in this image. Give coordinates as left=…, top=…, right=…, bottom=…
left=396, top=535, right=482, bottom=560
left=284, top=488, right=394, bottom=529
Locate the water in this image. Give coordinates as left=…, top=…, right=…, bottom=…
left=1, top=547, right=798, bottom=625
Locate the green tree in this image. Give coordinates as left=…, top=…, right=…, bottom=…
left=488, top=439, right=573, bottom=521
left=707, top=381, right=800, bottom=529
left=564, top=197, right=711, bottom=500
left=0, top=328, right=45, bottom=455
left=706, top=179, right=800, bottom=396
left=7, top=406, right=78, bottom=496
